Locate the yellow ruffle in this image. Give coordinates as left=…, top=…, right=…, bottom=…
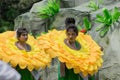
left=37, top=29, right=103, bottom=76
left=37, top=30, right=60, bottom=58
left=0, top=31, right=51, bottom=71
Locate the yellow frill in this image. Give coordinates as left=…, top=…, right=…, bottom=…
left=0, top=31, right=51, bottom=71
left=37, top=29, right=103, bottom=76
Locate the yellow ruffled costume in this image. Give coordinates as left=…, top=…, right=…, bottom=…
left=37, top=29, right=103, bottom=76
left=0, top=31, right=51, bottom=71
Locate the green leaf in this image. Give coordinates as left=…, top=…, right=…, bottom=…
left=35, top=33, right=41, bottom=38
left=41, top=31, right=47, bottom=34
left=112, top=7, right=120, bottom=22
left=88, top=1, right=99, bottom=11
left=107, top=18, right=112, bottom=26
left=103, top=8, right=111, bottom=19
left=95, top=14, right=105, bottom=23
left=50, top=0, right=60, bottom=13
left=96, top=8, right=112, bottom=26
left=96, top=24, right=104, bottom=31
left=102, top=8, right=112, bottom=25
left=38, top=0, right=60, bottom=19
left=83, top=17, right=91, bottom=30
left=99, top=26, right=109, bottom=37
left=95, top=7, right=120, bottom=37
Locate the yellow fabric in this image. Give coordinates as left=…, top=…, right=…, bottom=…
left=0, top=31, right=51, bottom=71
left=37, top=29, right=103, bottom=76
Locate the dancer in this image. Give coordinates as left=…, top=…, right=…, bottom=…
left=37, top=24, right=103, bottom=80
left=0, top=28, right=51, bottom=80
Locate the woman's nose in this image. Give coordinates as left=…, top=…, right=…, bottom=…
left=25, top=35, right=28, bottom=38
left=69, top=35, right=73, bottom=38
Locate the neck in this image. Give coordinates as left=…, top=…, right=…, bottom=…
left=66, top=40, right=77, bottom=49
left=67, top=40, right=75, bottom=45
left=18, top=41, right=26, bottom=46
left=64, top=39, right=80, bottom=50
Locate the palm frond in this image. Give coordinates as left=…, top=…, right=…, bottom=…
left=88, top=1, right=99, bottom=11
left=95, top=7, right=120, bottom=37
left=38, top=0, right=60, bottom=19
left=112, top=7, right=120, bottom=22
left=83, top=17, right=91, bottom=30
left=99, top=26, right=109, bottom=37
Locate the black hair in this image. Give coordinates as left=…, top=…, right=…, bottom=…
left=65, top=17, right=75, bottom=27
left=16, top=28, right=28, bottom=38
left=66, top=24, right=78, bottom=36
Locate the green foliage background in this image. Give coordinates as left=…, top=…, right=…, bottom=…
left=0, top=0, right=41, bottom=33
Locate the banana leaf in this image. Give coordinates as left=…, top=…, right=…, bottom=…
left=96, top=8, right=112, bottom=26
left=96, top=24, right=105, bottom=31
left=88, top=1, right=99, bottom=11
left=99, top=26, right=109, bottom=37
left=106, top=18, right=112, bottom=26
left=38, top=0, right=60, bottom=19
left=112, top=7, right=120, bottom=22
left=95, top=14, right=105, bottom=23
left=50, top=0, right=60, bottom=13
left=103, top=8, right=112, bottom=26
left=95, top=8, right=120, bottom=37
left=103, top=8, right=111, bottom=20
left=83, top=17, right=91, bottom=30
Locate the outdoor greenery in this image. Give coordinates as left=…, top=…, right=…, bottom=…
left=83, top=17, right=91, bottom=31
left=38, top=0, right=60, bottom=32
left=88, top=1, right=99, bottom=11
left=95, top=7, right=120, bottom=37
left=77, top=17, right=91, bottom=33
left=88, top=0, right=103, bottom=11
left=38, top=0, right=60, bottom=19
left=0, top=1, right=19, bottom=33
left=0, top=19, right=14, bottom=32
left=1, top=0, right=120, bottom=38
left=0, top=0, right=41, bottom=33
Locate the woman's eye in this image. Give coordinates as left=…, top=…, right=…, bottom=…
left=22, top=34, right=25, bottom=36
left=72, top=34, right=74, bottom=35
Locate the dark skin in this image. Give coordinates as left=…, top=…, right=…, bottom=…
left=64, top=28, right=81, bottom=50
left=64, top=28, right=103, bottom=51
left=15, top=32, right=43, bottom=80
left=15, top=32, right=31, bottom=52
left=60, top=28, right=81, bottom=77
left=60, top=28, right=103, bottom=79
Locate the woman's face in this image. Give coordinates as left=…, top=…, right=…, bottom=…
left=18, top=32, right=28, bottom=42
left=66, top=29, right=77, bottom=43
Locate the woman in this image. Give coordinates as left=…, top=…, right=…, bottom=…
left=37, top=24, right=103, bottom=80
left=15, top=28, right=35, bottom=80
left=15, top=28, right=31, bottom=52
left=58, top=24, right=97, bottom=80
left=0, top=28, right=51, bottom=80
left=58, top=25, right=80, bottom=80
